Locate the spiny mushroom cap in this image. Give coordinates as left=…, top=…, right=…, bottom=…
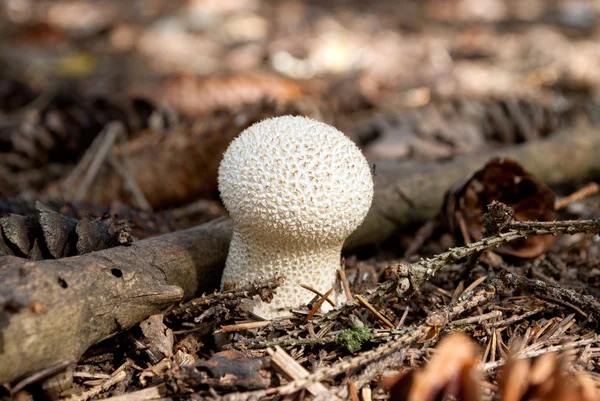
left=218, top=116, right=373, bottom=244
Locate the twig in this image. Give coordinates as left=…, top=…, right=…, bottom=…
left=216, top=321, right=271, bottom=333
left=232, top=326, right=413, bottom=350
left=300, top=284, right=336, bottom=307
left=73, top=372, right=111, bottom=380
left=355, top=294, right=394, bottom=329
left=102, top=384, right=166, bottom=401
left=169, top=199, right=224, bottom=220
left=268, top=346, right=339, bottom=399
left=397, top=307, right=409, bottom=329
left=107, top=155, right=152, bottom=212
left=500, top=271, right=600, bottom=320
left=73, top=122, right=124, bottom=203
left=449, top=310, right=503, bottom=327
left=351, top=349, right=412, bottom=390
left=304, top=288, right=333, bottom=324
left=508, top=218, right=600, bottom=233
left=65, top=361, right=131, bottom=401
left=168, top=276, right=284, bottom=319
left=338, top=269, right=353, bottom=302
left=404, top=216, right=600, bottom=294
left=237, top=334, right=340, bottom=350
left=555, top=182, right=600, bottom=210
left=62, top=125, right=113, bottom=191
left=536, top=295, right=588, bottom=318
left=460, top=276, right=488, bottom=298
left=488, top=306, right=546, bottom=328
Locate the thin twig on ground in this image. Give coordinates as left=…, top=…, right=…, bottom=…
left=500, top=271, right=600, bottom=320
left=168, top=276, right=285, bottom=319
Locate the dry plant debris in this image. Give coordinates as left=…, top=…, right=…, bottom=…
left=443, top=158, right=557, bottom=258
left=387, top=332, right=599, bottom=401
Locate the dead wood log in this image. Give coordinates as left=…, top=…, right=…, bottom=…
left=346, top=126, right=600, bottom=248
left=0, top=217, right=232, bottom=383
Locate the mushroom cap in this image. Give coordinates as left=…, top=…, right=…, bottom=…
left=218, top=115, right=373, bottom=243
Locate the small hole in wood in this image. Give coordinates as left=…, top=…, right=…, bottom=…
left=58, top=278, right=68, bottom=288
left=111, top=268, right=123, bottom=278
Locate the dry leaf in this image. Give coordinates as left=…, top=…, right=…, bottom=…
left=443, top=158, right=556, bottom=258
left=388, top=333, right=599, bottom=401
left=498, top=352, right=599, bottom=401
left=139, top=314, right=174, bottom=361
left=389, top=332, right=480, bottom=401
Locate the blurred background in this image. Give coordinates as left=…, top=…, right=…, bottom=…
left=1, top=0, right=599, bottom=235
left=2, top=0, right=599, bottom=102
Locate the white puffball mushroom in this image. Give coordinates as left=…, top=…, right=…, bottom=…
left=218, top=115, right=373, bottom=318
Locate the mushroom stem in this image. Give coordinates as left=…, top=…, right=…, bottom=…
left=221, top=229, right=344, bottom=317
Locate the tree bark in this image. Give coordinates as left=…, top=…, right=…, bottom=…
left=0, top=218, right=232, bottom=383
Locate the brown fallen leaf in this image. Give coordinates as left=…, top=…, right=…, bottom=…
left=388, top=332, right=480, bottom=401
left=443, top=158, right=556, bottom=258
left=498, top=351, right=599, bottom=401
left=387, top=333, right=599, bottom=401
left=139, top=314, right=174, bottom=363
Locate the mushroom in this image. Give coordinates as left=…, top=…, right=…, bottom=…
left=218, top=115, right=373, bottom=318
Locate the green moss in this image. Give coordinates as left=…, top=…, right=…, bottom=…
left=336, top=326, right=373, bottom=353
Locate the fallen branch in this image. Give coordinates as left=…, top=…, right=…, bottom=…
left=347, top=126, right=600, bottom=248
left=43, top=126, right=600, bottom=253
left=168, top=276, right=285, bottom=320
left=500, top=270, right=600, bottom=320
left=400, top=216, right=600, bottom=293
left=0, top=217, right=232, bottom=383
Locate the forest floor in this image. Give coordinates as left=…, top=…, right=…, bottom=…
left=1, top=0, right=600, bottom=400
